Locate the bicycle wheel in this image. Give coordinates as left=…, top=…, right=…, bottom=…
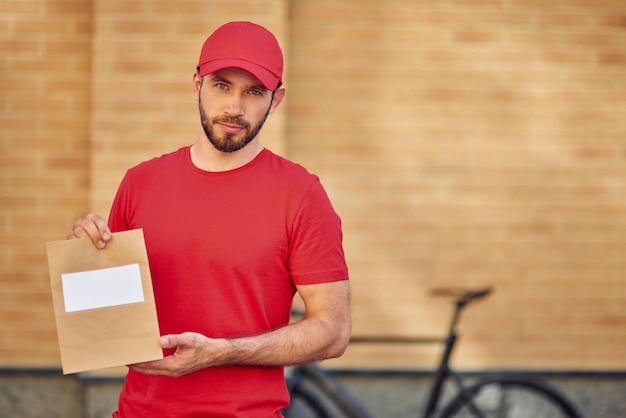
left=439, top=375, right=583, bottom=418
left=283, top=381, right=333, bottom=418
left=299, top=364, right=376, bottom=418
left=284, top=364, right=375, bottom=418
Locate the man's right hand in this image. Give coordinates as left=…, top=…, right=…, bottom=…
left=67, top=213, right=112, bottom=249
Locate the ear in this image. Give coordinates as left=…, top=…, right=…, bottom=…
left=268, top=86, right=286, bottom=115
left=192, top=72, right=202, bottom=100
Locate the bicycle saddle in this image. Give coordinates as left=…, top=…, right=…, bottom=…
left=430, top=287, right=492, bottom=304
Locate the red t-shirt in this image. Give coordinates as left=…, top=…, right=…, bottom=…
left=109, top=146, right=348, bottom=418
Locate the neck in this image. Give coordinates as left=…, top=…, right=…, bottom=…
left=190, top=136, right=263, bottom=172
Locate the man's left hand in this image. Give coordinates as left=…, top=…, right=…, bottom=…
left=129, top=332, right=220, bottom=377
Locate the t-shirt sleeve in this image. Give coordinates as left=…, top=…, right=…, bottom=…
left=288, top=179, right=349, bottom=285
left=107, top=170, right=132, bottom=233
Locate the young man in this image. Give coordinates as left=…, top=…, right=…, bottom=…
left=68, top=21, right=351, bottom=417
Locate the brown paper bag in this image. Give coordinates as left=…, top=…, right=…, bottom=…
left=46, top=229, right=163, bottom=374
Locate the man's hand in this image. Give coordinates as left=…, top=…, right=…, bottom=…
left=67, top=213, right=112, bottom=249
left=129, top=333, right=222, bottom=377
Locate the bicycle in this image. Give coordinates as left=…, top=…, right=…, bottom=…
left=283, top=287, right=584, bottom=418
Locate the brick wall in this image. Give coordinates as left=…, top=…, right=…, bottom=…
left=1, top=0, right=92, bottom=366
left=289, top=0, right=626, bottom=370
left=1, top=0, right=625, bottom=371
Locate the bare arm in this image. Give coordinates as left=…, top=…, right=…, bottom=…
left=131, top=280, right=351, bottom=377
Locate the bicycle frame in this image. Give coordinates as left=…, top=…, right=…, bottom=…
left=350, top=289, right=492, bottom=418
left=421, top=298, right=487, bottom=418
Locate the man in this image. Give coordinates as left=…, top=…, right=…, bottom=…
left=68, top=21, right=351, bottom=417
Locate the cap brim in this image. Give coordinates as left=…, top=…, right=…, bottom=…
left=198, top=59, right=280, bottom=90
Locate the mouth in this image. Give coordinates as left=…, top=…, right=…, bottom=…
left=217, top=122, right=246, bottom=135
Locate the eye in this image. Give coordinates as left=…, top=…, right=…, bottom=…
left=216, top=82, right=229, bottom=90
left=249, top=89, right=263, bottom=96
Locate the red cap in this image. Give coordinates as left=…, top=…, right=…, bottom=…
left=197, top=21, right=283, bottom=90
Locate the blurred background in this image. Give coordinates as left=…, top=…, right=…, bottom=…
left=1, top=0, right=625, bottom=416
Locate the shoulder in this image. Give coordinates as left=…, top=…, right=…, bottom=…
left=127, top=146, right=189, bottom=176
left=256, top=150, right=335, bottom=209
left=259, top=149, right=319, bottom=185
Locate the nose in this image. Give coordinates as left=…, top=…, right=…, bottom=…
left=224, top=95, right=244, bottom=116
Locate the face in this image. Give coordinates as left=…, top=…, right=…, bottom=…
left=196, top=68, right=283, bottom=153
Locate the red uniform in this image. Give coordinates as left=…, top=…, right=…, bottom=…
left=109, top=147, right=348, bottom=417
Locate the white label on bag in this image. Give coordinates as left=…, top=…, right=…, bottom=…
left=61, top=263, right=145, bottom=312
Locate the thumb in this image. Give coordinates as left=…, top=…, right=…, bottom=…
left=159, top=335, right=178, bottom=348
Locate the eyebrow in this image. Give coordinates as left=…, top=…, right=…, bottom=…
left=209, top=74, right=231, bottom=84
left=208, top=73, right=268, bottom=92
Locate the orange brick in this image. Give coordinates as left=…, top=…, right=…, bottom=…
left=0, top=0, right=39, bottom=14
left=598, top=52, right=626, bottom=65
left=598, top=14, right=626, bottom=28
left=13, top=19, right=72, bottom=34
left=453, top=30, right=502, bottom=43
left=0, top=38, right=39, bottom=54
left=44, top=38, right=91, bottom=54
left=44, top=0, right=92, bottom=15
left=97, top=1, right=145, bottom=13
left=110, top=20, right=167, bottom=34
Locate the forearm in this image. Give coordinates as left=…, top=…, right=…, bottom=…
left=131, top=281, right=351, bottom=377
left=212, top=280, right=351, bottom=368
left=214, top=314, right=350, bottom=368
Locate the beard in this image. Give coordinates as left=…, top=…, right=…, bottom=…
left=198, top=93, right=271, bottom=153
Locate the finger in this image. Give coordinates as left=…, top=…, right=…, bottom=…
left=68, top=213, right=111, bottom=249
left=66, top=224, right=83, bottom=240
left=87, top=213, right=112, bottom=243
left=129, top=357, right=178, bottom=377
left=129, top=361, right=161, bottom=376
